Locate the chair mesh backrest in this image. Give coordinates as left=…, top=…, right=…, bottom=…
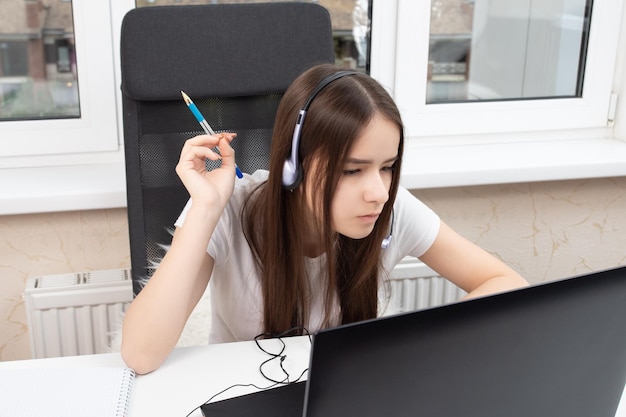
left=120, top=3, right=334, bottom=294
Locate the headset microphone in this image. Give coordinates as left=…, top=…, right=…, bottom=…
left=381, top=209, right=394, bottom=249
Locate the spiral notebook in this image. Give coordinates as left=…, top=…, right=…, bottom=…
left=0, top=366, right=135, bottom=417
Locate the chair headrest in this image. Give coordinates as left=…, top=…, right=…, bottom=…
left=120, top=3, right=335, bottom=101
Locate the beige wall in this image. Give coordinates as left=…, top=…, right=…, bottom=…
left=0, top=209, right=131, bottom=362
left=414, top=177, right=626, bottom=281
left=1, top=176, right=625, bottom=362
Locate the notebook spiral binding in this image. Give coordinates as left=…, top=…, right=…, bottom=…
left=115, top=368, right=136, bottom=417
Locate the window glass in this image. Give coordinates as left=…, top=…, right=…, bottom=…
left=385, top=0, right=618, bottom=139
left=0, top=0, right=118, bottom=159
left=427, top=0, right=591, bottom=103
left=135, top=0, right=371, bottom=72
left=0, top=0, right=80, bottom=121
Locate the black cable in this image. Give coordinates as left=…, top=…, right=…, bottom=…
left=185, top=327, right=312, bottom=416
left=254, top=326, right=311, bottom=385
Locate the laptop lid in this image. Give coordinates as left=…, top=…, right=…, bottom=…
left=303, top=265, right=626, bottom=417
left=200, top=381, right=306, bottom=416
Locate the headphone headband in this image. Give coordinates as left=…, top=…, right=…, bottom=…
left=282, top=70, right=358, bottom=190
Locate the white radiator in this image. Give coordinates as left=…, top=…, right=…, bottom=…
left=23, top=259, right=463, bottom=358
left=387, top=256, right=466, bottom=314
left=24, top=269, right=133, bottom=359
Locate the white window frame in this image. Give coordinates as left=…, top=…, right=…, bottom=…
left=393, top=0, right=620, bottom=138
left=0, top=0, right=120, bottom=161
left=0, top=0, right=134, bottom=215
left=370, top=0, right=626, bottom=189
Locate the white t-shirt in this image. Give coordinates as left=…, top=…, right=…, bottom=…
left=175, top=170, right=440, bottom=343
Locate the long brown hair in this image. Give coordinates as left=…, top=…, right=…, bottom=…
left=243, top=64, right=404, bottom=335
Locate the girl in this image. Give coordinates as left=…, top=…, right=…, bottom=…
left=121, top=64, right=527, bottom=374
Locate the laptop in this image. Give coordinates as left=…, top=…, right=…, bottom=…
left=202, top=265, right=626, bottom=417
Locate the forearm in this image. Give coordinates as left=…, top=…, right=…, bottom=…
left=462, top=273, right=528, bottom=300
left=121, top=203, right=219, bottom=374
left=419, top=222, right=529, bottom=302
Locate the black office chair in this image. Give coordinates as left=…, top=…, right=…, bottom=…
left=120, top=3, right=335, bottom=295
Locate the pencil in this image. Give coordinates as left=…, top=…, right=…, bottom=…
left=181, top=91, right=243, bottom=179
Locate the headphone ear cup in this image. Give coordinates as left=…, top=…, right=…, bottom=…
left=282, top=160, right=296, bottom=188
left=282, top=70, right=358, bottom=190
left=282, top=161, right=304, bottom=191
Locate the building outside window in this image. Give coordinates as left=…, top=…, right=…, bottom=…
left=427, top=0, right=590, bottom=104
left=0, top=0, right=79, bottom=121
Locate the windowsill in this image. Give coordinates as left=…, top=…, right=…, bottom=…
left=1, top=137, right=626, bottom=216
left=0, top=162, right=127, bottom=216
left=400, top=137, right=626, bottom=189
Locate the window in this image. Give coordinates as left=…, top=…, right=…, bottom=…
left=367, top=0, right=626, bottom=189
left=0, top=0, right=130, bottom=215
left=1, top=41, right=28, bottom=77
left=0, top=0, right=119, bottom=161
left=371, top=0, right=621, bottom=140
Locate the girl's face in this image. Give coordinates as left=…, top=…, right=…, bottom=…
left=330, top=114, right=400, bottom=240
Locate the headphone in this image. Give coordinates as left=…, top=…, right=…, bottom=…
left=282, top=70, right=358, bottom=190
left=280, top=69, right=394, bottom=249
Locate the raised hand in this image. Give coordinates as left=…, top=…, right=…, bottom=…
left=175, top=132, right=238, bottom=210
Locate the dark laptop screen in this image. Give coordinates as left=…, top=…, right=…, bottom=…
left=201, top=266, right=626, bottom=417
left=304, top=266, right=626, bottom=417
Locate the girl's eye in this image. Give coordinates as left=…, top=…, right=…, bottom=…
left=382, top=164, right=396, bottom=172
left=343, top=169, right=360, bottom=176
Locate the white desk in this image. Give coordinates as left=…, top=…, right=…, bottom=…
left=0, top=337, right=311, bottom=416
left=1, top=337, right=625, bottom=417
